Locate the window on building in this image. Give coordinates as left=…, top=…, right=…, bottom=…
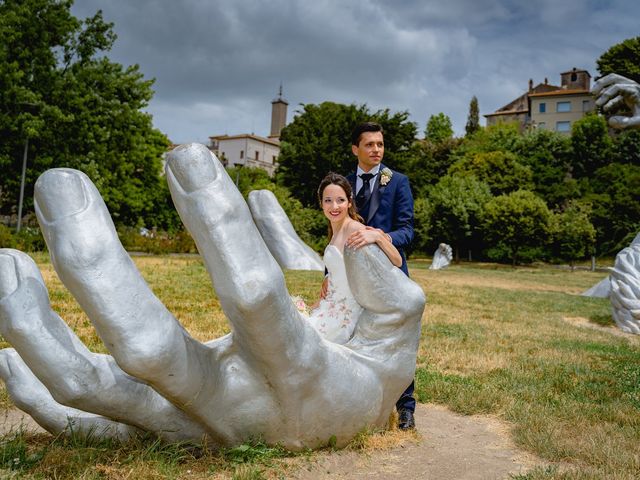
left=571, top=72, right=577, bottom=82
left=557, top=101, right=571, bottom=113
left=255, top=151, right=259, bottom=161
left=272, top=155, right=277, bottom=164
left=538, top=122, right=546, bottom=130
left=539, top=103, right=546, bottom=113
left=556, top=121, right=571, bottom=132
left=582, top=100, right=591, bottom=112
left=240, top=150, right=244, bottom=159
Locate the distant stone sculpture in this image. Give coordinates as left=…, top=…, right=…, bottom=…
left=429, top=243, right=453, bottom=270
left=581, top=277, right=611, bottom=298
left=247, top=189, right=323, bottom=271
left=592, top=75, right=640, bottom=333
left=608, top=233, right=640, bottom=333
left=582, top=234, right=640, bottom=299
left=0, top=143, right=425, bottom=448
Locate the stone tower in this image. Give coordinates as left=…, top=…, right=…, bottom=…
left=269, top=84, right=288, bottom=139
left=560, top=67, right=591, bottom=90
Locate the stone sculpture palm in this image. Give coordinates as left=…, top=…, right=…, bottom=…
left=0, top=143, right=425, bottom=449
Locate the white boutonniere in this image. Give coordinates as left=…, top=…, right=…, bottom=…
left=380, top=167, right=393, bottom=186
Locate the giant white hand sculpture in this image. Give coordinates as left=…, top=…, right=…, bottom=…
left=592, top=73, right=640, bottom=129
left=610, top=236, right=640, bottom=334
left=247, top=189, right=324, bottom=271
left=0, top=143, right=425, bottom=449
left=591, top=74, right=640, bottom=333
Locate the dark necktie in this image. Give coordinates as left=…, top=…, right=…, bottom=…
left=356, top=173, right=374, bottom=209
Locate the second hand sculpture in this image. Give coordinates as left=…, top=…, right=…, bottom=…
left=592, top=73, right=640, bottom=334
left=0, top=143, right=426, bottom=449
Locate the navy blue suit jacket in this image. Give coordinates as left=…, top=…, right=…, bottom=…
left=348, top=165, right=414, bottom=275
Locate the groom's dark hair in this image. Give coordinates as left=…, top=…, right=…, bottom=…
left=351, top=122, right=384, bottom=146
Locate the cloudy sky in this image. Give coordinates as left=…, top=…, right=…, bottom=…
left=71, top=0, right=639, bottom=143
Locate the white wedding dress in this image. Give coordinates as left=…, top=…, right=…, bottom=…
left=306, top=245, right=363, bottom=344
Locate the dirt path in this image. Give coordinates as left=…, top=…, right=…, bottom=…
left=0, top=408, right=45, bottom=435
left=291, top=403, right=541, bottom=480
left=1, top=404, right=543, bottom=479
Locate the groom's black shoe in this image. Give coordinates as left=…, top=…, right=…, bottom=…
left=398, top=409, right=415, bottom=431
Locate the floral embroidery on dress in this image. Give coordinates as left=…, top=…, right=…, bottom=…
left=305, top=245, right=363, bottom=344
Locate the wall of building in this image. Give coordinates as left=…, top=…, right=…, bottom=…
left=217, top=137, right=279, bottom=175
left=485, top=112, right=527, bottom=128
left=530, top=94, right=594, bottom=133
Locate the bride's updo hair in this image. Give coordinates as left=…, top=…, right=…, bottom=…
left=317, top=172, right=363, bottom=239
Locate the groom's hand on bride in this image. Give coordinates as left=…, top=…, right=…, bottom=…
left=345, top=227, right=382, bottom=249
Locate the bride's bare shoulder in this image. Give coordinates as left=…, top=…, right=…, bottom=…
left=346, top=220, right=365, bottom=235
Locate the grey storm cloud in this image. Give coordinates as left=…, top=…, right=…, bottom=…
left=71, top=0, right=640, bottom=144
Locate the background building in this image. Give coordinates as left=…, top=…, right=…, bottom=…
left=209, top=87, right=288, bottom=176
left=209, top=134, right=280, bottom=175
left=529, top=69, right=594, bottom=133
left=484, top=68, right=595, bottom=133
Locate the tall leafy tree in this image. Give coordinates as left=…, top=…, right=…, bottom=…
left=597, top=36, right=640, bottom=83
left=452, top=122, right=521, bottom=161
left=424, top=113, right=453, bottom=143
left=514, top=128, right=577, bottom=208
left=276, top=102, right=417, bottom=206
left=0, top=0, right=171, bottom=228
left=481, top=190, right=553, bottom=266
left=412, top=197, right=433, bottom=254
left=585, top=162, right=640, bottom=254
left=551, top=201, right=596, bottom=270
left=405, top=137, right=461, bottom=196
left=612, top=128, right=640, bottom=166
left=465, top=96, right=480, bottom=136
left=570, top=114, right=613, bottom=178
left=448, top=151, right=533, bottom=196
left=424, top=174, right=492, bottom=261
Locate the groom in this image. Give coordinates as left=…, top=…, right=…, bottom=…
left=345, top=121, right=417, bottom=430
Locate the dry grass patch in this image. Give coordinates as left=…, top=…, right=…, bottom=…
left=411, top=264, right=608, bottom=295
left=1, top=255, right=638, bottom=479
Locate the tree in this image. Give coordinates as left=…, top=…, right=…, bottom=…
left=452, top=122, right=521, bottom=161
left=425, top=113, right=453, bottom=143
left=448, top=150, right=533, bottom=195
left=481, top=190, right=553, bottom=266
left=0, top=0, right=171, bottom=228
left=402, top=137, right=461, bottom=197
left=514, top=128, right=577, bottom=208
left=412, top=197, right=433, bottom=255
left=597, top=36, right=640, bottom=83
left=424, top=174, right=492, bottom=261
left=612, top=128, right=640, bottom=166
left=551, top=201, right=596, bottom=270
left=570, top=114, right=613, bottom=179
left=465, top=96, right=480, bottom=136
left=585, top=162, right=640, bottom=254
left=276, top=102, right=417, bottom=206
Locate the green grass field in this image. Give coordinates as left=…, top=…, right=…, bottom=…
left=1, top=255, right=638, bottom=479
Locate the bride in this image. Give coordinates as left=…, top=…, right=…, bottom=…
left=304, top=173, right=402, bottom=344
